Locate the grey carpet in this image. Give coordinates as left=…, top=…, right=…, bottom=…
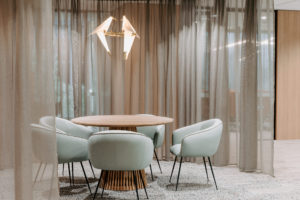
left=58, top=160, right=300, bottom=200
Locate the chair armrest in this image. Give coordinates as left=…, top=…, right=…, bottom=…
left=153, top=125, right=165, bottom=148
left=180, top=123, right=223, bottom=157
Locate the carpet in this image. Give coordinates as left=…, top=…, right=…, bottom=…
left=58, top=160, right=300, bottom=200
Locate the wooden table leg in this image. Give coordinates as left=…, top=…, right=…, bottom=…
left=98, top=126, right=148, bottom=191
left=100, top=170, right=147, bottom=191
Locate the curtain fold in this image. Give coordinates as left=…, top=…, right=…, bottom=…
left=239, top=0, right=258, bottom=172
left=0, top=0, right=58, bottom=199
left=54, top=0, right=274, bottom=175
left=208, top=0, right=230, bottom=166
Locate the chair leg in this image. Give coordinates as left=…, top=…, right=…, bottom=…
left=88, top=160, right=96, bottom=179
left=133, top=171, right=140, bottom=200
left=154, top=150, right=162, bottom=174
left=62, top=163, right=65, bottom=176
left=139, top=170, right=149, bottom=199
left=48, top=163, right=55, bottom=200
left=176, top=157, right=183, bottom=191
left=67, top=163, right=72, bottom=186
left=203, top=157, right=209, bottom=181
left=93, top=171, right=103, bottom=200
left=40, top=162, right=47, bottom=181
left=169, top=156, right=177, bottom=183
left=101, top=171, right=108, bottom=198
left=149, top=164, right=154, bottom=181
left=34, top=162, right=43, bottom=184
left=80, top=162, right=91, bottom=194
left=71, top=162, right=74, bottom=185
left=207, top=157, right=218, bottom=190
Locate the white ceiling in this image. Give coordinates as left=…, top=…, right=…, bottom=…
left=275, top=0, right=300, bottom=10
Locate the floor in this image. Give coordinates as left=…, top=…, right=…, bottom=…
left=0, top=140, right=299, bottom=199
left=274, top=140, right=300, bottom=180
left=56, top=140, right=300, bottom=200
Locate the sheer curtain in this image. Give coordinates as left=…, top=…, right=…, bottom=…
left=54, top=0, right=274, bottom=175
left=0, top=0, right=58, bottom=199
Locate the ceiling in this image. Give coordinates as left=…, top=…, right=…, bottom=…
left=275, top=0, right=300, bottom=10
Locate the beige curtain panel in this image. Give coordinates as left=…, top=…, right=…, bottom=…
left=54, top=0, right=274, bottom=175
left=0, top=0, right=58, bottom=199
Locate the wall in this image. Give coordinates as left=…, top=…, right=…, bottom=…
left=276, top=10, right=300, bottom=139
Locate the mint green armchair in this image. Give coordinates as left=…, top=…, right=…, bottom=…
left=40, top=116, right=96, bottom=178
left=57, top=130, right=91, bottom=190
left=31, top=124, right=56, bottom=187
left=32, top=124, right=91, bottom=193
left=137, top=114, right=165, bottom=179
left=88, top=130, right=154, bottom=200
left=169, top=119, right=223, bottom=191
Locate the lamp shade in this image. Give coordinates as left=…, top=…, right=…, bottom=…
left=91, top=16, right=139, bottom=59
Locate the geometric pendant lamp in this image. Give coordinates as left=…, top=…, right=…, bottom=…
left=91, top=16, right=139, bottom=60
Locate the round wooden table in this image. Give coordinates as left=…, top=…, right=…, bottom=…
left=71, top=115, right=173, bottom=191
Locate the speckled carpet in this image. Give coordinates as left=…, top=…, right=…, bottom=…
left=1, top=141, right=299, bottom=200
left=58, top=158, right=300, bottom=200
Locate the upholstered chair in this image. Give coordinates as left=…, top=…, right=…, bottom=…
left=31, top=124, right=56, bottom=185
left=89, top=130, right=154, bottom=200
left=39, top=116, right=96, bottom=179
left=136, top=114, right=165, bottom=179
left=56, top=128, right=92, bottom=193
left=169, top=119, right=223, bottom=191
left=32, top=124, right=91, bottom=193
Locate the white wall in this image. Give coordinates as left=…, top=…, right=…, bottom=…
left=275, top=0, right=300, bottom=10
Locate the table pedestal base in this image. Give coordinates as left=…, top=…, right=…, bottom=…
left=98, top=126, right=147, bottom=191
left=100, top=170, right=147, bottom=191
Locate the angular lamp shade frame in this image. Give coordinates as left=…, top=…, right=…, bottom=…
left=91, top=16, right=139, bottom=60
left=122, top=16, right=138, bottom=59
left=97, top=32, right=111, bottom=54
left=123, top=32, right=135, bottom=60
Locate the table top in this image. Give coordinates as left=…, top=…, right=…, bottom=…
left=71, top=115, right=174, bottom=127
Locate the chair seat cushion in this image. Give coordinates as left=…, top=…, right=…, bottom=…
left=170, top=144, right=181, bottom=156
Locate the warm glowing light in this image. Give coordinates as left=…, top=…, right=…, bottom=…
left=91, top=16, right=139, bottom=60
left=123, top=32, right=135, bottom=59
left=122, top=16, right=139, bottom=59
left=97, top=32, right=111, bottom=54
left=91, top=17, right=113, bottom=53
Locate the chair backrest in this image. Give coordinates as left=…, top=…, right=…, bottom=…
left=39, top=116, right=94, bottom=139
left=180, top=119, right=223, bottom=157
left=88, top=130, right=154, bottom=171
left=31, top=124, right=57, bottom=163
left=136, top=114, right=165, bottom=148
left=56, top=132, right=88, bottom=164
